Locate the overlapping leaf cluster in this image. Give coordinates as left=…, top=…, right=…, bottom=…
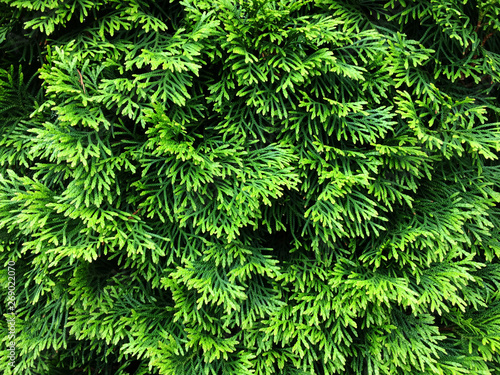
left=0, top=0, right=499, bottom=374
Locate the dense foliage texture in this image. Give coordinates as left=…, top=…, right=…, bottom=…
left=0, top=0, right=500, bottom=374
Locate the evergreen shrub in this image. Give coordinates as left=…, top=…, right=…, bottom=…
left=0, top=0, right=500, bottom=374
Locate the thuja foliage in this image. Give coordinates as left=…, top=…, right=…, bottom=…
left=0, top=0, right=500, bottom=374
